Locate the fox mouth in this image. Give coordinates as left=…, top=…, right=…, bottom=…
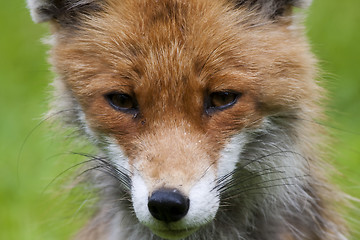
left=151, top=227, right=198, bottom=239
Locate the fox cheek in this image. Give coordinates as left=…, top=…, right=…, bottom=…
left=217, top=132, right=250, bottom=179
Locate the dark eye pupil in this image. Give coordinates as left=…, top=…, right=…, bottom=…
left=210, top=92, right=238, bottom=108
left=112, top=94, right=133, bottom=108
left=106, top=93, right=137, bottom=111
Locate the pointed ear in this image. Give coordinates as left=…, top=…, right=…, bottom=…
left=234, top=0, right=312, bottom=18
left=27, top=0, right=102, bottom=24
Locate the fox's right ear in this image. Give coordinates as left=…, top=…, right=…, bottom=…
left=27, top=0, right=103, bottom=24
left=234, top=0, right=312, bottom=18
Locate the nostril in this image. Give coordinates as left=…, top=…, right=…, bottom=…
left=148, top=189, right=190, bottom=223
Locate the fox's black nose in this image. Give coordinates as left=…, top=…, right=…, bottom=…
left=148, top=189, right=190, bottom=222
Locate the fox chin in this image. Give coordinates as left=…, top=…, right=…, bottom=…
left=28, top=0, right=348, bottom=239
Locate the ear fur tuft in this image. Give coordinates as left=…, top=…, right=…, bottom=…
left=27, top=0, right=102, bottom=24
left=27, top=0, right=54, bottom=23
left=234, top=0, right=312, bottom=18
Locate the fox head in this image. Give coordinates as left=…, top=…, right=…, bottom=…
left=28, top=0, right=323, bottom=239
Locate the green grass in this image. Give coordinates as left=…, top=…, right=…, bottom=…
left=1, top=0, right=359, bottom=239
left=306, top=2, right=360, bottom=235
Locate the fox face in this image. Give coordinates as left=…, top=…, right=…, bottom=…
left=28, top=0, right=347, bottom=239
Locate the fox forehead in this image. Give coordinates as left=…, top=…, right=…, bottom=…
left=54, top=1, right=315, bottom=100
left=51, top=0, right=316, bottom=142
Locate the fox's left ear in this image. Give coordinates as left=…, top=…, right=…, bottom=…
left=234, top=0, right=312, bottom=18
left=27, top=0, right=102, bottom=24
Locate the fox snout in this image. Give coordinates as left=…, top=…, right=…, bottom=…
left=127, top=126, right=223, bottom=239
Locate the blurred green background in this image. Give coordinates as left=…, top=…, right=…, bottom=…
left=0, top=0, right=359, bottom=239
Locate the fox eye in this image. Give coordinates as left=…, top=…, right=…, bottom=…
left=105, top=93, right=138, bottom=113
left=207, top=91, right=240, bottom=112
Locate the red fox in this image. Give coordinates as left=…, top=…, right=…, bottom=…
left=28, top=0, right=348, bottom=239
